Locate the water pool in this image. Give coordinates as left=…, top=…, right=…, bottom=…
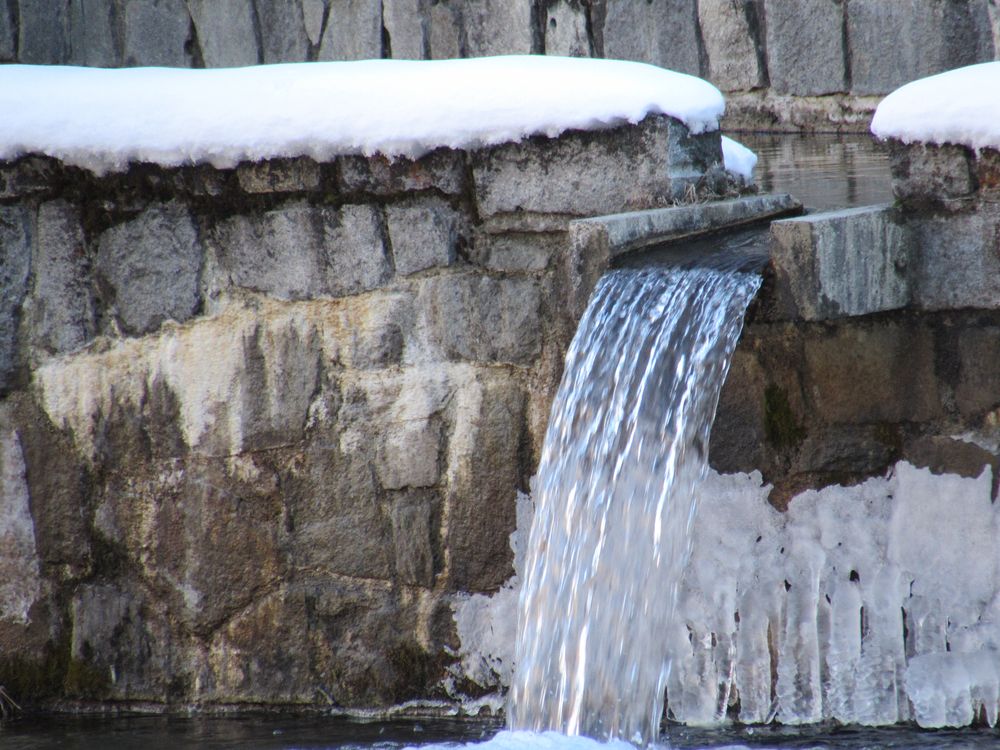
left=4, top=715, right=1000, bottom=750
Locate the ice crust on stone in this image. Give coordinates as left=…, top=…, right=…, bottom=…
left=454, top=461, right=1000, bottom=730
left=0, top=57, right=725, bottom=175
left=871, top=62, right=1000, bottom=151
left=721, top=136, right=757, bottom=179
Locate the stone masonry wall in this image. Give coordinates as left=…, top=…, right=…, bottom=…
left=708, top=141, right=1000, bottom=508
left=0, top=115, right=732, bottom=709
left=1, top=1, right=998, bottom=131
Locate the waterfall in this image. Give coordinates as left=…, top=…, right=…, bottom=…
left=507, top=264, right=761, bottom=746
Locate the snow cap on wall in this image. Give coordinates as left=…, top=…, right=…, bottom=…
left=871, top=62, right=1000, bottom=151
left=0, top=56, right=725, bottom=175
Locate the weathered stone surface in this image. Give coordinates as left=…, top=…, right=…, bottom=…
left=989, top=0, right=1000, bottom=58
left=325, top=204, right=393, bottom=295
left=0, top=206, right=31, bottom=391
left=96, top=203, right=202, bottom=336
left=769, top=205, right=910, bottom=320
left=905, top=435, right=999, bottom=480
left=386, top=198, right=462, bottom=276
left=68, top=0, right=119, bottom=66
left=302, top=0, right=327, bottom=45
left=319, top=0, right=382, bottom=60
left=339, top=149, right=466, bottom=196
left=236, top=157, right=321, bottom=193
left=698, top=0, right=765, bottom=91
left=911, top=210, right=1000, bottom=311
left=187, top=0, right=259, bottom=66
left=206, top=581, right=443, bottom=705
left=577, top=193, right=800, bottom=259
left=474, top=116, right=719, bottom=220
left=378, top=420, right=442, bottom=489
left=764, top=0, right=845, bottom=95
left=848, top=0, right=990, bottom=96
left=0, top=426, right=43, bottom=626
left=383, top=0, right=425, bottom=58
left=0, top=0, right=15, bottom=61
left=415, top=274, right=542, bottom=365
left=124, top=0, right=191, bottom=67
left=94, top=457, right=285, bottom=634
left=471, top=231, right=562, bottom=272
left=209, top=204, right=323, bottom=300
left=803, top=323, right=941, bottom=424
left=22, top=201, right=95, bottom=359
left=956, top=326, right=1000, bottom=417
left=255, top=0, right=311, bottom=63
left=720, top=90, right=882, bottom=133
left=18, top=0, right=70, bottom=63
left=545, top=0, right=589, bottom=57
left=208, top=202, right=390, bottom=300
left=426, top=0, right=461, bottom=58
left=445, top=371, right=525, bottom=591
left=389, top=492, right=436, bottom=586
left=976, top=148, right=1000, bottom=200
left=69, top=583, right=168, bottom=700
left=888, top=142, right=976, bottom=205
left=603, top=0, right=701, bottom=75
left=462, top=0, right=534, bottom=56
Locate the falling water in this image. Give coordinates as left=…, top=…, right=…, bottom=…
left=507, top=264, right=761, bottom=746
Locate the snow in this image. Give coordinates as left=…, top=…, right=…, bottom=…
left=0, top=57, right=725, bottom=175
left=454, top=461, right=1000, bottom=730
left=721, top=135, right=756, bottom=179
left=870, top=62, right=1000, bottom=151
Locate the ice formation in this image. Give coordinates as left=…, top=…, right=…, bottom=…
left=507, top=266, right=761, bottom=745
left=0, top=57, right=724, bottom=175
left=455, top=461, right=1000, bottom=731
left=870, top=62, right=1000, bottom=151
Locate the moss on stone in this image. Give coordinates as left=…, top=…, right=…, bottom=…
left=764, top=384, right=805, bottom=449
left=0, top=638, right=110, bottom=704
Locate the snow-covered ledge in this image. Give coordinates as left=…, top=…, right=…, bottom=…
left=0, top=58, right=756, bottom=711
left=869, top=62, right=1000, bottom=312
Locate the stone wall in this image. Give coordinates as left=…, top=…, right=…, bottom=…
left=2, top=1, right=998, bottom=130
left=709, top=141, right=1000, bottom=507
left=0, top=115, right=735, bottom=709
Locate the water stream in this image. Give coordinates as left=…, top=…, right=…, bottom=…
left=508, top=266, right=761, bottom=745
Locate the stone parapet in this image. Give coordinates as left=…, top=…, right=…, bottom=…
left=0, top=115, right=738, bottom=710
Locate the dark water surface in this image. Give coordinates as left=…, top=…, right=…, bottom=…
left=4, top=715, right=1000, bottom=750
left=736, top=133, right=893, bottom=211
left=0, top=714, right=498, bottom=750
